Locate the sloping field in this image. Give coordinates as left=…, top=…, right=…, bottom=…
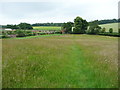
left=33, top=26, right=61, bottom=31
left=99, top=23, right=118, bottom=32
left=2, top=35, right=118, bottom=88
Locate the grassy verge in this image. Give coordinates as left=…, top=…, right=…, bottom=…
left=3, top=34, right=63, bottom=39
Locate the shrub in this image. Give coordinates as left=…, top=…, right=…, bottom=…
left=16, top=30, right=26, bottom=37
left=2, top=35, right=10, bottom=38
left=118, top=28, right=120, bottom=33
left=55, top=32, right=62, bottom=34
left=6, top=31, right=14, bottom=35
left=99, top=32, right=120, bottom=37
left=25, top=31, right=33, bottom=36
left=101, top=28, right=106, bottom=33
left=39, top=33, right=46, bottom=35
left=109, top=28, right=113, bottom=33
left=87, top=25, right=101, bottom=35
left=26, top=33, right=33, bottom=36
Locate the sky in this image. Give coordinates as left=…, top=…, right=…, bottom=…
left=0, top=0, right=119, bottom=25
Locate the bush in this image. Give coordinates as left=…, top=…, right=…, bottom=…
left=39, top=33, right=46, bottom=35
left=109, top=28, right=113, bottom=33
left=87, top=26, right=101, bottom=35
left=118, top=28, right=120, bottom=33
left=54, top=32, right=62, bottom=34
left=2, top=35, right=10, bottom=38
left=25, top=31, right=33, bottom=36
left=16, top=30, right=26, bottom=37
left=101, top=28, right=106, bottom=33
left=99, top=32, right=120, bottom=37
left=26, top=33, right=33, bottom=36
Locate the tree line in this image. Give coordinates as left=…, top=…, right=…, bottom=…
left=32, top=23, right=63, bottom=26
left=61, top=16, right=120, bottom=37
left=3, top=23, right=33, bottom=30
left=1, top=16, right=120, bottom=38
left=32, top=19, right=120, bottom=26
left=89, top=19, right=120, bottom=25
left=2, top=19, right=120, bottom=30
left=62, top=16, right=101, bottom=34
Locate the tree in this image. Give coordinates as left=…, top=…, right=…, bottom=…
left=6, top=24, right=19, bottom=30
left=101, top=28, right=106, bottom=33
left=18, top=23, right=33, bottom=30
left=87, top=20, right=101, bottom=34
left=62, top=22, right=73, bottom=33
left=73, top=16, right=88, bottom=34
left=109, top=28, right=113, bottom=33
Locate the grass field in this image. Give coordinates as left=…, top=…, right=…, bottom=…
left=2, top=34, right=118, bottom=88
left=99, top=23, right=118, bottom=32
left=33, top=26, right=61, bottom=31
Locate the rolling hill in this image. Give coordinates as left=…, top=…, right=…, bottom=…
left=99, top=23, right=119, bottom=32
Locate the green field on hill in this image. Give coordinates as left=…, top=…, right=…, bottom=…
left=33, top=26, right=61, bottom=31
left=99, top=23, right=118, bottom=32
left=2, top=34, right=118, bottom=88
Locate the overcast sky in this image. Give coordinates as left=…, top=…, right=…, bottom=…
left=0, top=0, right=119, bottom=25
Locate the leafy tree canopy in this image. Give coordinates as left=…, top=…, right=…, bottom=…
left=73, top=16, right=88, bottom=34
left=18, top=23, right=33, bottom=30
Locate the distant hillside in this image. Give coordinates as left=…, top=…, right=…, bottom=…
left=89, top=19, right=120, bottom=25
left=99, top=23, right=118, bottom=32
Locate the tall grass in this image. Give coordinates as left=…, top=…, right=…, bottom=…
left=2, top=35, right=118, bottom=88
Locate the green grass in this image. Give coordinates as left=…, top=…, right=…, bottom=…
left=99, top=23, right=118, bottom=32
left=33, top=26, right=61, bottom=31
left=2, top=34, right=118, bottom=88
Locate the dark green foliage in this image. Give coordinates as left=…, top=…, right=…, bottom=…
left=109, top=28, right=113, bottom=33
left=6, top=23, right=33, bottom=30
left=18, top=23, right=33, bottom=30
left=6, top=31, right=14, bottom=35
left=87, top=20, right=101, bottom=34
left=99, top=32, right=120, bottom=37
left=54, top=31, right=62, bottom=34
left=2, top=31, right=7, bottom=35
left=6, top=24, right=19, bottom=30
left=89, top=18, right=120, bottom=25
left=24, top=31, right=33, bottom=36
left=73, top=16, right=88, bottom=34
left=101, top=28, right=106, bottom=33
left=2, top=35, right=10, bottom=38
left=118, top=28, right=120, bottom=33
left=16, top=30, right=26, bottom=37
left=62, top=22, right=73, bottom=34
left=31, top=18, right=120, bottom=26
left=26, top=33, right=33, bottom=36
left=39, top=33, right=46, bottom=35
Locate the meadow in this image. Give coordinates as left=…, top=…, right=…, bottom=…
left=33, top=26, right=61, bottom=31
left=99, top=23, right=118, bottom=32
left=2, top=34, right=118, bottom=88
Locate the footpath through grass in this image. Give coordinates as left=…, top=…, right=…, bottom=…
left=2, top=34, right=118, bottom=88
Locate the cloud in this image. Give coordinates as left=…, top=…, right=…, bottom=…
left=0, top=0, right=119, bottom=25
